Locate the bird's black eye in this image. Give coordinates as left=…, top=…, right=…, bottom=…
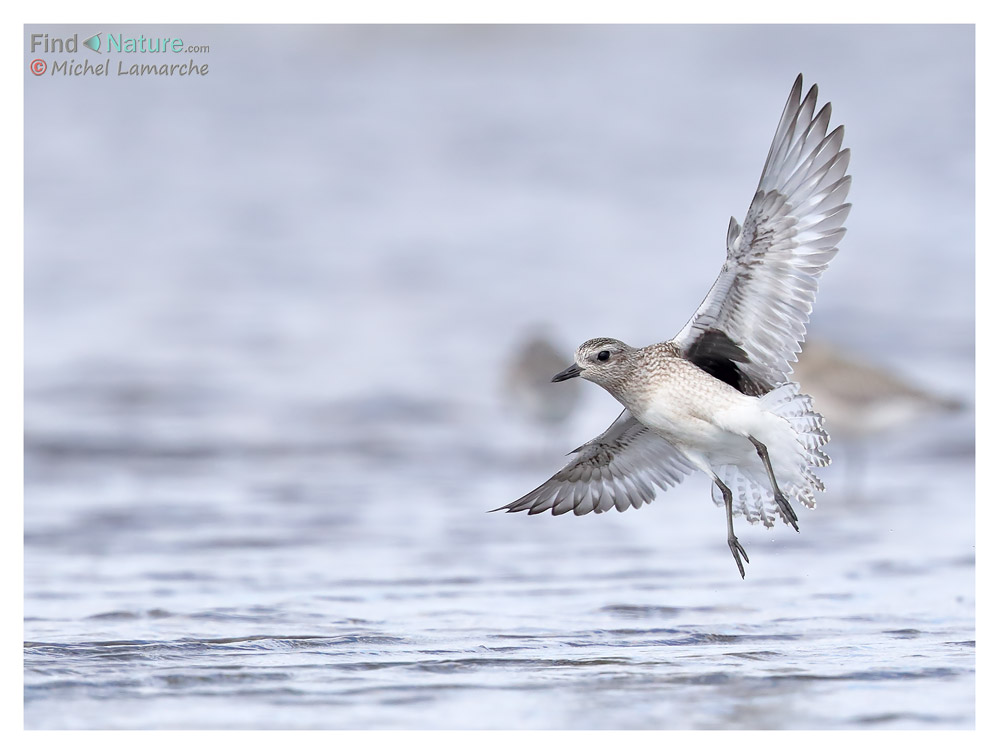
left=597, top=350, right=610, bottom=362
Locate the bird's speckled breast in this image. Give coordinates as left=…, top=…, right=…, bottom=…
left=619, top=346, right=752, bottom=448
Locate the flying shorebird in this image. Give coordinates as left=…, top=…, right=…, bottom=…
left=494, top=75, right=851, bottom=578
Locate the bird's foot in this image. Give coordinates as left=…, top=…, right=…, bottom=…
left=728, top=535, right=749, bottom=579
left=775, top=493, right=799, bottom=532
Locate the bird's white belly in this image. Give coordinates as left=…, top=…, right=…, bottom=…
left=631, top=382, right=763, bottom=468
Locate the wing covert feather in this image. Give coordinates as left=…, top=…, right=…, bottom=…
left=673, top=74, right=852, bottom=391
left=495, top=410, right=693, bottom=516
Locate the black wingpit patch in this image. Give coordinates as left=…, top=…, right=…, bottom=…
left=685, top=329, right=761, bottom=396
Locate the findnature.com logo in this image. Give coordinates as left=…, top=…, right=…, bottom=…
left=28, top=31, right=211, bottom=78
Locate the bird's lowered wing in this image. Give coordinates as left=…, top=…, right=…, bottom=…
left=672, top=74, right=852, bottom=394
left=494, top=410, right=694, bottom=516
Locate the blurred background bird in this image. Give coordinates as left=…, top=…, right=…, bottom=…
left=503, top=328, right=582, bottom=447
left=793, top=338, right=963, bottom=441
left=792, top=338, right=965, bottom=495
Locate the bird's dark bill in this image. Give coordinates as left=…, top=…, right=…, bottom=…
left=551, top=364, right=582, bottom=382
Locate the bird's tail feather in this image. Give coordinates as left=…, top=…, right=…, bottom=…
left=711, top=383, right=829, bottom=527
left=759, top=382, right=831, bottom=470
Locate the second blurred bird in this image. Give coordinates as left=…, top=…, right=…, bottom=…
left=504, top=329, right=582, bottom=437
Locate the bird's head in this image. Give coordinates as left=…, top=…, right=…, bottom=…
left=551, top=337, right=635, bottom=392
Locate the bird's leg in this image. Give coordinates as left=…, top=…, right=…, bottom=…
left=713, top=475, right=748, bottom=579
left=749, top=436, right=799, bottom=531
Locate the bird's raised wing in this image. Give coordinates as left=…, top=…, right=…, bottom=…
left=494, top=410, right=693, bottom=516
left=672, top=74, right=852, bottom=394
